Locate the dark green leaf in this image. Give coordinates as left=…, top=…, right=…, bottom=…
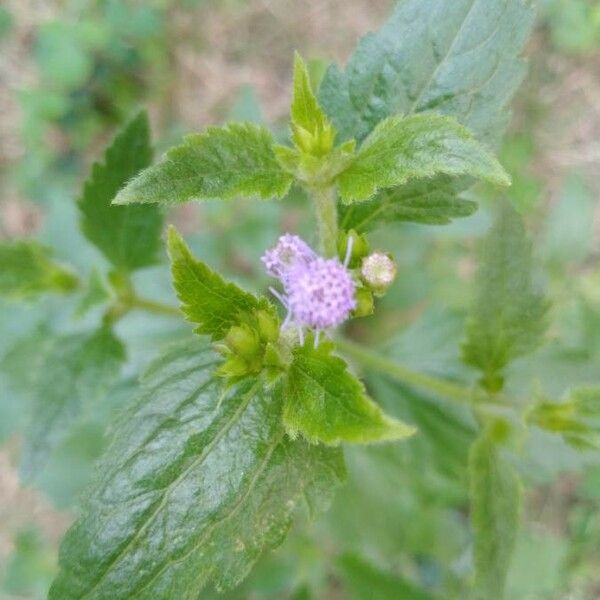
left=320, top=0, right=534, bottom=146
left=168, top=226, right=271, bottom=340
left=114, top=123, right=293, bottom=206
left=21, top=327, right=125, bottom=478
left=470, top=434, right=521, bottom=600
left=527, top=387, right=600, bottom=451
left=462, top=202, right=549, bottom=391
left=340, top=176, right=477, bottom=232
left=49, top=339, right=345, bottom=599
left=283, top=341, right=415, bottom=445
left=0, top=240, right=78, bottom=300
left=336, top=114, right=509, bottom=203
left=337, top=553, right=440, bottom=600
left=78, top=112, right=163, bottom=272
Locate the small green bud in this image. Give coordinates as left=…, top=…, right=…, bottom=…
left=352, top=287, right=374, bottom=317
left=338, top=229, right=369, bottom=267
left=224, top=324, right=260, bottom=359
left=256, top=309, right=279, bottom=343
left=361, top=252, right=397, bottom=296
left=217, top=355, right=249, bottom=378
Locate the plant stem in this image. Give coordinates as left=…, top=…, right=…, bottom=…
left=130, top=297, right=181, bottom=318
left=312, top=185, right=338, bottom=257
left=336, top=337, right=497, bottom=407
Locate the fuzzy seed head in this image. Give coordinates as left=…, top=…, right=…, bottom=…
left=286, top=258, right=356, bottom=329
left=261, top=234, right=316, bottom=281
left=361, top=252, right=397, bottom=290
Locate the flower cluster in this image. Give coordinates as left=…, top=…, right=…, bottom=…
left=262, top=234, right=356, bottom=344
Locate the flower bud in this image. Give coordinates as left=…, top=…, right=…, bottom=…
left=224, top=324, right=260, bottom=359
left=352, top=287, right=374, bottom=317
left=361, top=252, right=397, bottom=296
left=337, top=229, right=369, bottom=268
left=256, top=309, right=280, bottom=343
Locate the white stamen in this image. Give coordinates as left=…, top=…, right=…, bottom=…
left=343, top=235, right=354, bottom=268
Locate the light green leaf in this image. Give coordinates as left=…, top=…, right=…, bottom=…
left=336, top=553, right=440, bottom=600
left=114, top=122, right=293, bottom=206
left=320, top=0, right=534, bottom=146
left=462, top=202, right=549, bottom=391
left=290, top=52, right=335, bottom=155
left=168, top=226, right=271, bottom=340
left=527, top=387, right=600, bottom=451
left=470, top=434, right=521, bottom=600
left=21, top=326, right=125, bottom=478
left=0, top=240, right=78, bottom=300
left=340, top=176, right=477, bottom=232
left=49, top=339, right=345, bottom=600
left=75, top=269, right=111, bottom=317
left=283, top=341, right=416, bottom=445
left=78, top=112, right=164, bottom=272
left=336, top=114, right=510, bottom=203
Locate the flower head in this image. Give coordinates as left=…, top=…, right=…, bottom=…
left=286, top=258, right=357, bottom=330
left=261, top=234, right=316, bottom=282
left=361, top=252, right=397, bottom=294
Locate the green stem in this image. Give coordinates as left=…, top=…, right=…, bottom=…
left=336, top=337, right=500, bottom=407
left=312, top=185, right=338, bottom=257
left=130, top=296, right=182, bottom=318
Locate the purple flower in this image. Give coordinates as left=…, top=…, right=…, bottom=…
left=261, top=234, right=316, bottom=282
left=286, top=257, right=357, bottom=330
left=262, top=233, right=357, bottom=345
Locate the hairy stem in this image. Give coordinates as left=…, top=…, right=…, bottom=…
left=336, top=337, right=503, bottom=407
left=312, top=185, right=338, bottom=257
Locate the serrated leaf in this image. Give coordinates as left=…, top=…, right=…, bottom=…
left=340, top=176, right=477, bottom=232
left=114, top=123, right=293, bottom=206
left=527, top=387, right=600, bottom=451
left=78, top=112, right=164, bottom=271
left=337, top=553, right=440, bottom=600
left=0, top=240, right=78, bottom=300
left=21, top=326, right=125, bottom=478
left=283, top=341, right=416, bottom=445
left=49, top=339, right=345, bottom=600
left=462, top=202, right=549, bottom=390
left=336, top=114, right=509, bottom=204
left=320, top=0, right=534, bottom=146
left=469, top=434, right=521, bottom=600
left=168, top=226, right=271, bottom=340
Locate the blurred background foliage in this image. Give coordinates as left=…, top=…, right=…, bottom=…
left=0, top=0, right=599, bottom=598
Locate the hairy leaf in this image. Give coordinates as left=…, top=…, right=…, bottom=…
left=0, top=240, right=78, bottom=300
left=21, top=326, right=125, bottom=478
left=340, top=176, right=477, bottom=232
left=49, top=339, right=345, bottom=599
left=527, top=387, right=600, bottom=451
left=462, top=202, right=549, bottom=390
left=78, top=112, right=163, bottom=271
left=470, top=434, right=521, bottom=600
left=336, top=114, right=509, bottom=203
left=320, top=0, right=534, bottom=146
left=114, top=122, right=293, bottom=206
left=283, top=341, right=415, bottom=445
left=168, top=226, right=271, bottom=340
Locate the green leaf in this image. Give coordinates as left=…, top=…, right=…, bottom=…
left=283, top=340, right=416, bottom=445
left=462, top=202, right=549, bottom=391
left=114, top=122, right=293, bottom=206
left=21, top=326, right=125, bottom=478
left=469, top=434, right=521, bottom=600
left=320, top=0, right=534, bottom=146
left=527, top=387, right=600, bottom=451
left=78, top=112, right=164, bottom=272
left=336, top=114, right=510, bottom=203
left=0, top=240, right=78, bottom=300
left=49, top=339, right=345, bottom=600
left=168, top=226, right=271, bottom=340
left=340, top=176, right=477, bottom=232
left=336, top=553, right=440, bottom=600
left=290, top=52, right=335, bottom=156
